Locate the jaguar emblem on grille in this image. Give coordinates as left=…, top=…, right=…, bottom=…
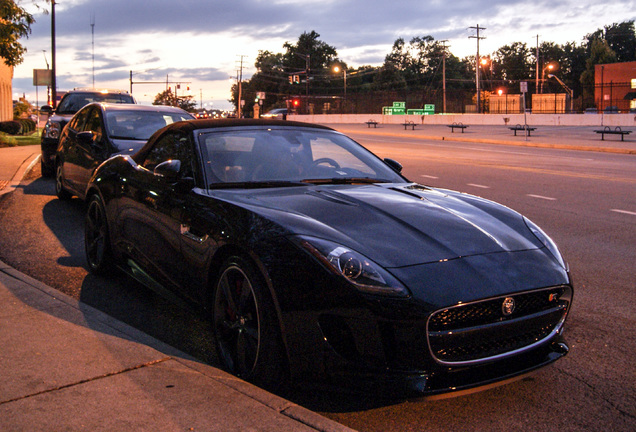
left=502, top=297, right=516, bottom=316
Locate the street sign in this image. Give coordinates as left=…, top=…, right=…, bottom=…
left=33, top=69, right=52, bottom=86
left=520, top=81, right=528, bottom=93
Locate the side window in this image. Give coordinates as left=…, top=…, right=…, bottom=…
left=68, top=106, right=90, bottom=132
left=142, top=131, right=194, bottom=177
left=83, top=108, right=103, bottom=142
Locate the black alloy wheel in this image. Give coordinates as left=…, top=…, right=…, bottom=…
left=85, top=194, right=114, bottom=275
left=55, top=162, right=72, bottom=200
left=213, top=256, right=286, bottom=390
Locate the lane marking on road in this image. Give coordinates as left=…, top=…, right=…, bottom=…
left=463, top=146, right=595, bottom=161
left=467, top=183, right=490, bottom=189
left=527, top=194, right=557, bottom=201
left=421, top=175, right=439, bottom=179
left=610, top=209, right=636, bottom=216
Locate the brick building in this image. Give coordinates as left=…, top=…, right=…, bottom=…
left=595, top=61, right=636, bottom=112
left=0, top=60, right=13, bottom=121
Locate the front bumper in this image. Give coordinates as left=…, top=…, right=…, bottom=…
left=41, top=137, right=59, bottom=171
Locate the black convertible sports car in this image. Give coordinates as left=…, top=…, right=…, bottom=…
left=84, top=119, right=573, bottom=397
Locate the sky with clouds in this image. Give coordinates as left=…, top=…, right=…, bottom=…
left=12, top=0, right=636, bottom=110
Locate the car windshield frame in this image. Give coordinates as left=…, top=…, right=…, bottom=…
left=196, top=125, right=408, bottom=189
left=56, top=92, right=135, bottom=115
left=105, top=110, right=193, bottom=145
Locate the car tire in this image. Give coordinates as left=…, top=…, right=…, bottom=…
left=55, top=162, right=72, bottom=200
left=85, top=194, right=114, bottom=275
left=213, top=256, right=287, bottom=390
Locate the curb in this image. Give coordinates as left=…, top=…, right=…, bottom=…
left=0, top=152, right=40, bottom=198
left=0, top=260, right=355, bottom=432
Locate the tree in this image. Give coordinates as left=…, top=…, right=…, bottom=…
left=232, top=31, right=341, bottom=113
left=493, top=42, right=532, bottom=82
left=152, top=89, right=196, bottom=112
left=580, top=38, right=618, bottom=105
left=0, top=0, right=41, bottom=66
left=586, top=21, right=636, bottom=63
left=282, top=31, right=339, bottom=75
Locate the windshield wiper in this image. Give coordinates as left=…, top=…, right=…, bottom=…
left=208, top=180, right=308, bottom=189
left=300, top=177, right=390, bottom=185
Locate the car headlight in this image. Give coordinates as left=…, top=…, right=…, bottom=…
left=295, top=236, right=410, bottom=297
left=523, top=217, right=568, bottom=270
left=43, top=121, right=61, bottom=139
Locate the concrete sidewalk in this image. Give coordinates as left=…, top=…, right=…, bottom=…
left=0, top=147, right=354, bottom=431
left=0, top=260, right=353, bottom=431
left=0, top=144, right=40, bottom=197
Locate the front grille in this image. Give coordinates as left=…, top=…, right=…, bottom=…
left=427, top=286, right=571, bottom=365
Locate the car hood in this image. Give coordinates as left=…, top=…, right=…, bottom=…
left=209, top=183, right=545, bottom=268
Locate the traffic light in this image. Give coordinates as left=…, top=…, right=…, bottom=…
left=292, top=99, right=300, bottom=108
left=289, top=76, right=293, bottom=84
left=293, top=75, right=300, bottom=84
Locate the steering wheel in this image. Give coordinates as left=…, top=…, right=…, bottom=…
left=310, top=157, right=341, bottom=170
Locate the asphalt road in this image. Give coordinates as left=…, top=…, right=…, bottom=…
left=0, top=136, right=634, bottom=432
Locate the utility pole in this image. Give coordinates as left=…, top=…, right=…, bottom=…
left=91, top=14, right=95, bottom=88
left=51, top=0, right=57, bottom=108
left=469, top=25, right=486, bottom=113
left=236, top=55, right=247, bottom=118
left=536, top=35, right=540, bottom=96
left=441, top=40, right=448, bottom=114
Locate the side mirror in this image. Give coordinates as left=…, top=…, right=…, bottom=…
left=77, top=131, right=95, bottom=146
left=40, top=105, right=53, bottom=115
left=384, top=158, right=403, bottom=174
left=154, top=160, right=182, bottom=182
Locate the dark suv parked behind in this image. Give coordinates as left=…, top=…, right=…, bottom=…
left=40, top=88, right=136, bottom=176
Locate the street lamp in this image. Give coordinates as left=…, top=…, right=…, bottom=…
left=547, top=74, right=574, bottom=113
left=333, top=65, right=347, bottom=113
left=541, top=63, right=555, bottom=94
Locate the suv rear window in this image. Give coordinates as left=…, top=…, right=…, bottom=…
left=57, top=92, right=135, bottom=114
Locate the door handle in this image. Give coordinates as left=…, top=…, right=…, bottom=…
left=180, top=224, right=209, bottom=243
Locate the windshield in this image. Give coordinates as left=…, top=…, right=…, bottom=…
left=57, top=92, right=135, bottom=114
left=105, top=110, right=193, bottom=144
left=198, top=126, right=406, bottom=187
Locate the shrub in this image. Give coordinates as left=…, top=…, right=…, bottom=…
left=18, top=118, right=36, bottom=134
left=0, top=121, right=22, bottom=135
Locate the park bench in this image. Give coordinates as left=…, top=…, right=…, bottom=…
left=365, top=120, right=378, bottom=128
left=509, top=124, right=537, bottom=136
left=447, top=122, right=468, bottom=133
left=594, top=126, right=631, bottom=141
left=401, top=121, right=417, bottom=130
